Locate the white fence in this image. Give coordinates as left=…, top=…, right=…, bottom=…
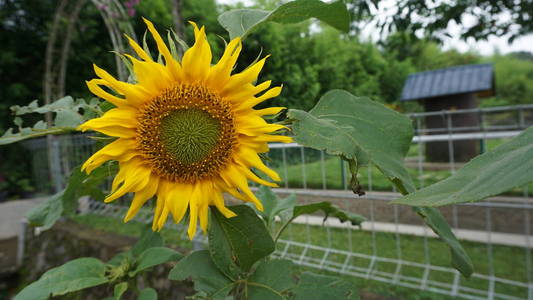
left=24, top=104, right=533, bottom=299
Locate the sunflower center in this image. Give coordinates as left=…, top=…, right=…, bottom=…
left=136, top=84, right=236, bottom=183
left=159, top=109, right=221, bottom=165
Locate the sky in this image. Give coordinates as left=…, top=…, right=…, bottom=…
left=216, top=0, right=533, bottom=56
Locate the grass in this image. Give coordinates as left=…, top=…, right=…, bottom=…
left=70, top=214, right=531, bottom=299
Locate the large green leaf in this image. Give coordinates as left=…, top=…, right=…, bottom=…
left=168, top=250, right=233, bottom=299
left=394, top=126, right=533, bottom=206
left=208, top=205, right=275, bottom=274
left=14, top=258, right=108, bottom=300
left=291, top=272, right=359, bottom=300
left=131, top=247, right=182, bottom=276
left=247, top=259, right=294, bottom=300
left=288, top=89, right=415, bottom=192
left=218, top=0, right=349, bottom=39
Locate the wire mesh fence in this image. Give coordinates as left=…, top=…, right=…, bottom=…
left=23, top=104, right=533, bottom=299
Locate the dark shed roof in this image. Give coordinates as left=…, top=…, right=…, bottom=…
left=400, top=64, right=495, bottom=101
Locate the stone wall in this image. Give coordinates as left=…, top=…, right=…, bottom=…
left=19, top=219, right=193, bottom=300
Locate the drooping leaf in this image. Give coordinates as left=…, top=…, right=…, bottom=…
left=257, top=186, right=296, bottom=227
left=26, top=192, right=64, bottom=230
left=288, top=89, right=415, bottom=193
left=218, top=0, right=349, bottom=39
left=0, top=123, right=72, bottom=145
left=131, top=247, right=182, bottom=276
left=131, top=227, right=164, bottom=257
left=394, top=126, right=533, bottom=206
left=414, top=207, right=473, bottom=277
left=14, top=258, right=108, bottom=300
left=291, top=272, right=359, bottom=300
left=168, top=250, right=233, bottom=299
left=137, top=288, right=158, bottom=300
left=247, top=259, right=294, bottom=300
left=293, top=202, right=365, bottom=226
left=209, top=205, right=275, bottom=274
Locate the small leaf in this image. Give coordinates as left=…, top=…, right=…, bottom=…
left=14, top=258, right=108, bottom=300
left=169, top=250, right=233, bottom=299
left=209, top=205, right=275, bottom=273
left=131, top=227, right=164, bottom=257
left=414, top=207, right=473, bottom=277
left=247, top=259, right=294, bottom=300
left=394, top=126, right=533, bottom=206
left=257, top=186, right=296, bottom=228
left=113, top=282, right=128, bottom=300
left=291, top=272, right=359, bottom=300
left=131, top=247, right=182, bottom=276
left=137, top=288, right=158, bottom=300
left=293, top=202, right=365, bottom=226
left=26, top=193, right=64, bottom=230
left=218, top=0, right=349, bottom=39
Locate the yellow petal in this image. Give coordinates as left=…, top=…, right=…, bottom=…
left=125, top=34, right=152, bottom=62
left=93, top=64, right=150, bottom=107
left=86, top=79, right=126, bottom=107
left=182, top=22, right=212, bottom=83
left=255, top=107, right=286, bottom=116
left=222, top=165, right=264, bottom=211
left=125, top=54, right=172, bottom=95
left=211, top=187, right=236, bottom=218
left=187, top=183, right=201, bottom=239
left=222, top=56, right=269, bottom=96
left=142, top=18, right=183, bottom=81
left=237, top=146, right=281, bottom=182
left=166, top=182, right=192, bottom=224
left=124, top=175, right=159, bottom=222
left=207, top=37, right=242, bottom=90
left=81, top=138, right=137, bottom=173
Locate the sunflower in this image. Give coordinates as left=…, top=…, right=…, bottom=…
left=79, top=18, right=292, bottom=239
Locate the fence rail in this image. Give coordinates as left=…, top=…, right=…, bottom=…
left=25, top=104, right=533, bottom=300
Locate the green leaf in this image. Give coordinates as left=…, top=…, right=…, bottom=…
left=247, top=259, right=294, bottom=300
left=137, top=288, right=158, bottom=300
left=394, top=126, right=533, bottom=206
left=26, top=193, right=64, bottom=230
left=288, top=89, right=415, bottom=193
left=209, top=205, right=275, bottom=274
left=257, top=186, right=296, bottom=228
left=131, top=247, right=182, bottom=276
left=218, top=0, right=349, bottom=40
left=112, top=282, right=128, bottom=300
left=14, top=258, right=108, bottom=300
left=131, top=227, right=164, bottom=257
left=168, top=250, right=233, bottom=299
left=293, top=202, right=365, bottom=226
left=414, top=207, right=473, bottom=277
left=291, top=272, right=359, bottom=300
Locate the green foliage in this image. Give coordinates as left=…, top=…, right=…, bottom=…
left=209, top=205, right=275, bottom=274
left=218, top=0, right=349, bottom=39
left=257, top=185, right=296, bottom=228
left=246, top=259, right=294, bottom=299
left=292, top=272, right=359, bottom=300
left=25, top=192, right=64, bottom=230
left=0, top=96, right=102, bottom=145
left=292, top=202, right=366, bottom=226
left=131, top=247, right=182, bottom=276
left=395, top=126, right=533, bottom=207
left=169, top=250, right=233, bottom=299
left=14, top=258, right=108, bottom=300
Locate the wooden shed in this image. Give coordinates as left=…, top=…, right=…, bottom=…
left=401, top=64, right=495, bottom=162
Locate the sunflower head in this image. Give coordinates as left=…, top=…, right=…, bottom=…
left=79, top=18, right=292, bottom=239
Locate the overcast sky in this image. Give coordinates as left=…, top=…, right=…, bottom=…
left=216, top=0, right=533, bottom=56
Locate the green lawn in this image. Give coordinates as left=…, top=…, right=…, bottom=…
left=70, top=214, right=531, bottom=300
